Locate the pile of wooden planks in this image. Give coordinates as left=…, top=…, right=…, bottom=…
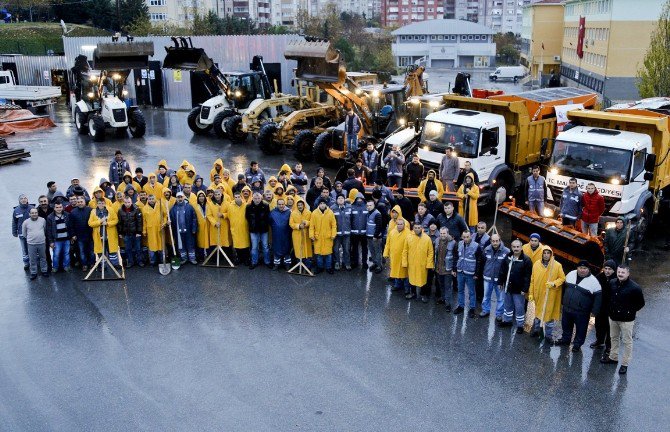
left=0, top=137, right=31, bottom=165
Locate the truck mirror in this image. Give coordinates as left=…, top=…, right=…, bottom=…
left=644, top=153, right=657, bottom=172
left=414, top=118, right=421, bottom=133
left=540, top=138, right=549, bottom=159
left=490, top=147, right=498, bottom=155
left=644, top=171, right=654, bottom=181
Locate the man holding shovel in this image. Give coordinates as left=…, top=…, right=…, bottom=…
left=528, top=246, right=565, bottom=344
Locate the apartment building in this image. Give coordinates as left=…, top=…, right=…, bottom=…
left=380, top=0, right=445, bottom=27
left=520, top=0, right=564, bottom=79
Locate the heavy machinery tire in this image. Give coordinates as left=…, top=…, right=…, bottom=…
left=293, top=130, right=316, bottom=161
left=74, top=106, right=88, bottom=135
left=225, top=115, right=247, bottom=144
left=313, top=130, right=336, bottom=166
left=88, top=115, right=106, bottom=142
left=257, top=122, right=281, bottom=154
left=128, top=109, right=146, bottom=138
left=187, top=106, right=212, bottom=135
left=213, top=109, right=235, bottom=139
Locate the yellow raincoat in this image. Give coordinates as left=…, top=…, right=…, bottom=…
left=206, top=198, right=231, bottom=247
left=457, top=173, right=480, bottom=226
left=417, top=171, right=444, bottom=202
left=117, top=171, right=141, bottom=195
left=88, top=205, right=119, bottom=254
left=156, top=159, right=172, bottom=187
left=176, top=160, right=190, bottom=183
left=142, top=202, right=166, bottom=252
left=290, top=198, right=313, bottom=259
left=227, top=198, right=250, bottom=249
left=180, top=164, right=197, bottom=186
left=529, top=246, right=566, bottom=323
left=387, top=205, right=409, bottom=235
left=241, top=185, right=253, bottom=205
left=210, top=158, right=224, bottom=183
left=522, top=242, right=544, bottom=264
left=265, top=176, right=278, bottom=192
left=143, top=173, right=164, bottom=199
left=88, top=187, right=112, bottom=209
left=309, top=206, right=337, bottom=255
left=383, top=226, right=409, bottom=279
left=347, top=188, right=358, bottom=204
left=194, top=192, right=210, bottom=249
left=402, top=231, right=434, bottom=286
left=279, top=163, right=292, bottom=176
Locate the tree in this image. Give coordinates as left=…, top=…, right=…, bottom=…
left=4, top=0, right=53, bottom=22
left=498, top=44, right=520, bottom=65
left=637, top=0, right=670, bottom=98
left=120, top=0, right=149, bottom=32
left=191, top=10, right=218, bottom=35
left=52, top=0, right=89, bottom=25
left=90, top=0, right=115, bottom=31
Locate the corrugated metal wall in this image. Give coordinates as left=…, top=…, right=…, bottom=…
left=0, top=55, right=68, bottom=86
left=62, top=35, right=301, bottom=110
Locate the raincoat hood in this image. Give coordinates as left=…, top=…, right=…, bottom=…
left=279, top=163, right=292, bottom=175
left=185, top=164, right=196, bottom=174
left=99, top=178, right=111, bottom=188
left=180, top=160, right=190, bottom=168
left=18, top=194, right=28, bottom=203
left=391, top=204, right=402, bottom=218
left=194, top=175, right=203, bottom=184
left=123, top=171, right=133, bottom=181
left=158, top=159, right=169, bottom=169
left=241, top=185, right=252, bottom=195
left=148, top=172, right=157, bottom=180
left=465, top=172, right=476, bottom=183
left=213, top=158, right=224, bottom=169
left=354, top=191, right=365, bottom=203
left=427, top=169, right=437, bottom=178
left=541, top=245, right=554, bottom=262
left=267, top=176, right=278, bottom=184
left=285, top=185, right=297, bottom=195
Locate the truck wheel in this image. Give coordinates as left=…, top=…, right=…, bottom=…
left=225, top=115, right=247, bottom=144
left=74, top=106, right=88, bottom=135
left=187, top=106, right=211, bottom=135
left=513, top=76, right=519, bottom=83
left=213, top=109, right=235, bottom=139
left=636, top=200, right=654, bottom=243
left=313, top=131, right=336, bottom=166
left=128, top=109, right=146, bottom=138
left=491, top=76, right=497, bottom=82
left=293, top=130, right=315, bottom=161
left=88, top=115, right=105, bottom=142
left=257, top=122, right=281, bottom=154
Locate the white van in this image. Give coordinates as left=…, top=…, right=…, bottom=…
left=489, top=66, right=527, bottom=82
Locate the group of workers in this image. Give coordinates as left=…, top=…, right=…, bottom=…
left=12, top=149, right=645, bottom=375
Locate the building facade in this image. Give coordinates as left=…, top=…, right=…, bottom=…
left=381, top=0, right=444, bottom=27
left=391, top=19, right=496, bottom=68
left=520, top=0, right=564, bottom=80
left=560, top=0, right=665, bottom=102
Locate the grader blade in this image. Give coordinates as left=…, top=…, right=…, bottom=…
left=162, top=37, right=213, bottom=70
left=93, top=41, right=154, bottom=70
left=498, top=202, right=605, bottom=270
left=284, top=38, right=343, bottom=83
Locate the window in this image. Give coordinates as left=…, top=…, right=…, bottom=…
left=468, top=35, right=473, bottom=40
left=632, top=150, right=646, bottom=179
left=149, top=0, right=165, bottom=5
left=150, top=13, right=167, bottom=20
left=451, top=35, right=456, bottom=40
left=431, top=35, right=437, bottom=40
left=475, top=35, right=480, bottom=40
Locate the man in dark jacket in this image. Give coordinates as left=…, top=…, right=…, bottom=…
left=342, top=168, right=365, bottom=196
left=70, top=196, right=94, bottom=272
left=433, top=227, right=458, bottom=310
left=350, top=192, right=368, bottom=269
left=269, top=198, right=292, bottom=269
left=394, top=188, right=414, bottom=223
left=362, top=142, right=380, bottom=184
left=591, top=259, right=617, bottom=356
left=170, top=192, right=198, bottom=265
left=331, top=194, right=352, bottom=270
left=425, top=190, right=443, bottom=219
left=498, top=239, right=532, bottom=333
left=66, top=178, right=91, bottom=202
left=37, top=195, right=53, bottom=271
left=405, top=153, right=424, bottom=188
left=437, top=201, right=468, bottom=240
left=109, top=150, right=131, bottom=188
left=12, top=194, right=34, bottom=270
left=46, top=202, right=72, bottom=272
left=245, top=192, right=271, bottom=269
left=601, top=265, right=645, bottom=374
left=604, top=217, right=633, bottom=263
left=305, top=177, right=325, bottom=211
left=118, top=197, right=144, bottom=267
left=555, top=260, right=602, bottom=351
left=366, top=200, right=383, bottom=272
left=559, top=177, right=582, bottom=227
left=455, top=160, right=479, bottom=188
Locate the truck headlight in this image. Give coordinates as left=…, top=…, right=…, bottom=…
left=112, top=73, right=121, bottom=81
left=605, top=221, right=616, bottom=230
left=429, top=100, right=439, bottom=108
left=410, top=98, right=420, bottom=105
left=87, top=92, right=95, bottom=99
left=355, top=88, right=362, bottom=95
left=214, top=103, right=223, bottom=109
left=398, top=118, right=406, bottom=126
left=372, top=90, right=380, bottom=98
left=542, top=208, right=555, bottom=218
left=549, top=167, right=558, bottom=174
left=610, top=178, right=621, bottom=185
left=235, top=90, right=242, bottom=98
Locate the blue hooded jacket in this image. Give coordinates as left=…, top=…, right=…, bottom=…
left=269, top=206, right=292, bottom=255
left=12, top=194, right=34, bottom=237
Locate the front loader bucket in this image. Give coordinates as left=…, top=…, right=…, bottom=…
left=498, top=202, right=605, bottom=270
left=92, top=41, right=154, bottom=70
left=284, top=38, right=343, bottom=83
left=163, top=45, right=213, bottom=71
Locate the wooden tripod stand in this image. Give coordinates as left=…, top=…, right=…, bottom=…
left=288, top=224, right=313, bottom=276
left=202, top=222, right=235, bottom=268
left=84, top=223, right=125, bottom=281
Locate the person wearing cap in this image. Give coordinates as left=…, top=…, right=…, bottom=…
left=554, top=260, right=602, bottom=351
left=133, top=168, right=148, bottom=190
left=66, top=178, right=91, bottom=202
left=362, top=142, right=380, bottom=184
left=405, top=153, right=424, bottom=188
left=170, top=191, right=198, bottom=265
left=591, top=259, right=617, bottom=355
left=383, top=144, right=405, bottom=188
left=417, top=169, right=443, bottom=203
left=245, top=161, right=266, bottom=188
left=394, top=188, right=414, bottom=223
left=522, top=233, right=544, bottom=264
left=46, top=181, right=58, bottom=208
left=497, top=239, right=533, bottom=332
left=310, top=197, right=337, bottom=274
left=246, top=192, right=271, bottom=269
left=604, top=217, right=634, bottom=264
left=109, top=150, right=131, bottom=188
left=331, top=194, right=352, bottom=271
left=600, top=265, right=645, bottom=375
left=425, top=189, right=443, bottom=220
left=439, top=146, right=460, bottom=192
left=290, top=163, right=309, bottom=196
left=231, top=173, right=247, bottom=195
left=372, top=179, right=395, bottom=206
left=342, top=168, right=365, bottom=196
left=13, top=194, right=34, bottom=270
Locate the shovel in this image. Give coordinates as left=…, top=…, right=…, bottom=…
left=165, top=201, right=181, bottom=270
left=158, top=202, right=171, bottom=275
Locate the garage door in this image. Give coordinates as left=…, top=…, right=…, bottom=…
left=430, top=59, right=454, bottom=68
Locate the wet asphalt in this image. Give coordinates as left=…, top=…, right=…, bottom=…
left=1, top=100, right=669, bottom=430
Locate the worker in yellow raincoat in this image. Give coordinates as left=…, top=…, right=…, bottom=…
left=529, top=245, right=566, bottom=342
left=241, top=185, right=253, bottom=204
left=290, top=197, right=313, bottom=262
left=210, top=158, right=224, bottom=183
left=417, top=169, right=444, bottom=202
left=402, top=223, right=434, bottom=300
left=387, top=204, right=409, bottom=235
left=193, top=191, right=210, bottom=261
left=206, top=189, right=231, bottom=251
left=143, top=173, right=164, bottom=198
left=89, top=186, right=112, bottom=209
left=88, top=199, right=120, bottom=265
left=155, top=159, right=173, bottom=186
left=227, top=190, right=250, bottom=265
left=383, top=217, right=410, bottom=292
left=180, top=164, right=197, bottom=186
left=522, top=233, right=544, bottom=264
left=176, top=160, right=191, bottom=183
left=142, top=194, right=167, bottom=265
left=309, top=197, right=337, bottom=274
left=117, top=171, right=141, bottom=195
left=457, top=172, right=480, bottom=228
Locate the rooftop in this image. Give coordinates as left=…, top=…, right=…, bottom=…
left=391, top=19, right=496, bottom=36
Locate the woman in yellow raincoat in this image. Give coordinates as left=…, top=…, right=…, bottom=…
left=309, top=198, right=337, bottom=272
left=457, top=172, right=480, bottom=228
left=88, top=200, right=120, bottom=264
left=206, top=189, right=231, bottom=248
left=290, top=197, right=313, bottom=260
left=402, top=224, right=434, bottom=299
left=529, top=246, right=566, bottom=341
left=227, top=191, right=250, bottom=264
left=142, top=194, right=166, bottom=264
left=194, top=191, right=210, bottom=259
left=383, top=218, right=409, bottom=289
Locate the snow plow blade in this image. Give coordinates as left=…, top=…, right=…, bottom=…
left=162, top=37, right=213, bottom=70
left=284, top=38, right=343, bottom=83
left=93, top=41, right=154, bottom=70
left=498, top=202, right=605, bottom=269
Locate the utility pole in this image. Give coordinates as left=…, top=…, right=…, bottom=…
left=116, top=0, right=121, bottom=31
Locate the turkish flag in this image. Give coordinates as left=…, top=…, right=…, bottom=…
left=577, top=16, right=586, bottom=59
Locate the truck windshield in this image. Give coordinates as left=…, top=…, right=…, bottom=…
left=550, top=140, right=632, bottom=183
left=421, top=121, right=479, bottom=158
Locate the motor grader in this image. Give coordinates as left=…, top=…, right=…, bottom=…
left=255, top=37, right=427, bottom=163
